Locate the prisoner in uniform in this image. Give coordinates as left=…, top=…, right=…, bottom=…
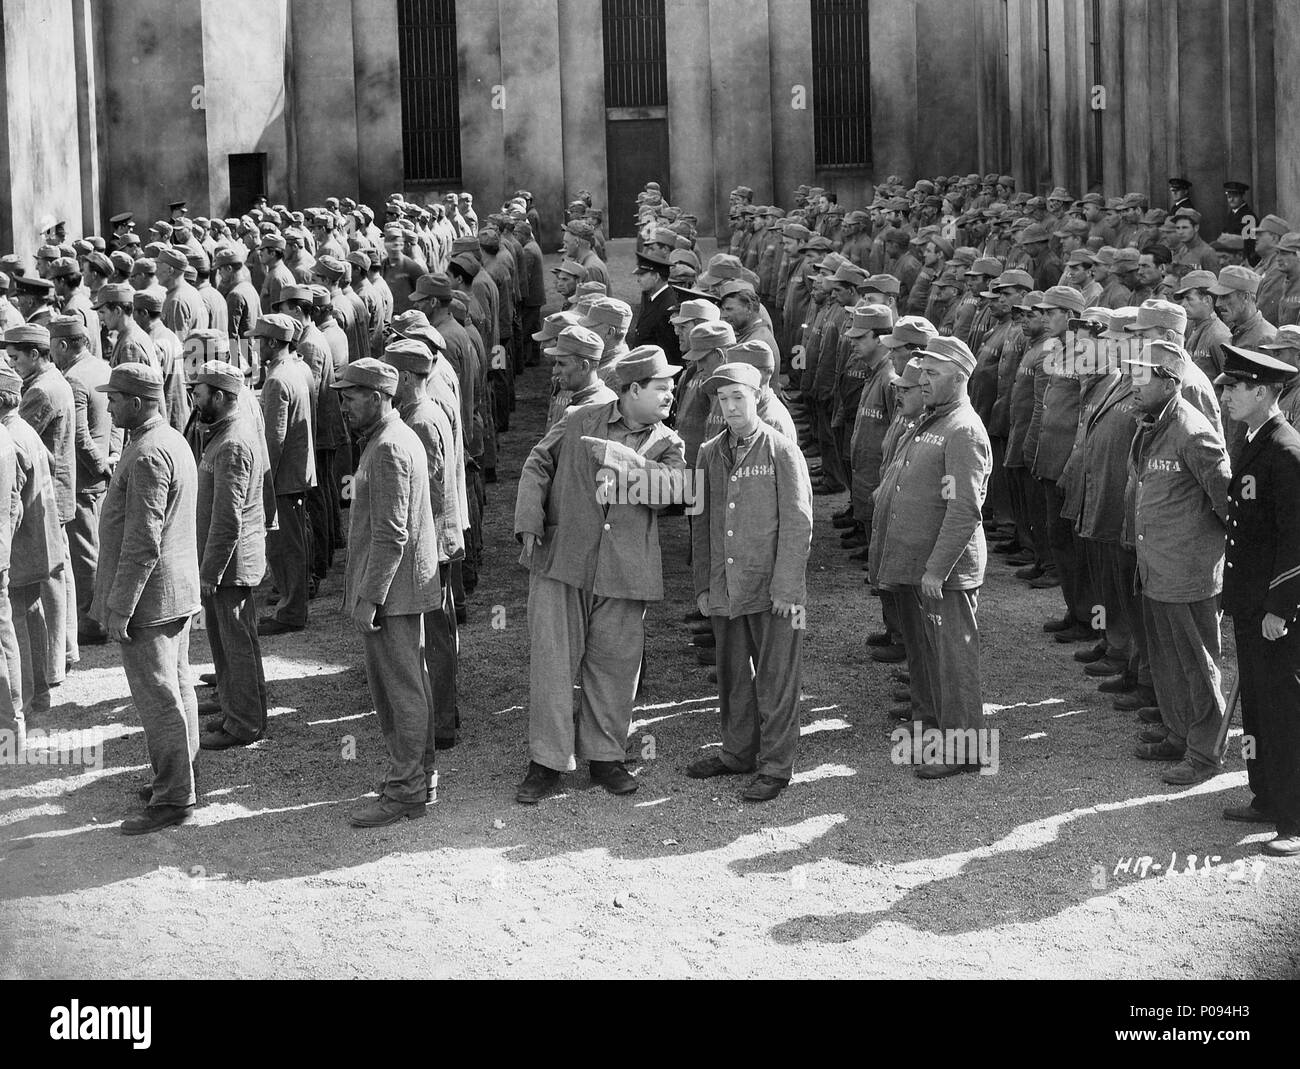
left=686, top=363, right=813, bottom=801
left=9, top=324, right=78, bottom=675
left=0, top=412, right=20, bottom=744
left=49, top=316, right=116, bottom=646
left=1124, top=340, right=1231, bottom=786
left=1216, top=345, right=1300, bottom=855
left=0, top=360, right=63, bottom=722
left=192, top=361, right=269, bottom=750
left=94, top=363, right=201, bottom=835
left=514, top=347, right=686, bottom=804
left=256, top=313, right=316, bottom=634
left=869, top=336, right=993, bottom=776
left=334, top=358, right=442, bottom=828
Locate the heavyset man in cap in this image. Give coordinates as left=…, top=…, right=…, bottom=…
left=514, top=346, right=686, bottom=804
left=687, top=362, right=812, bottom=800
left=1124, top=339, right=1232, bottom=785
left=191, top=360, right=269, bottom=750
left=93, top=363, right=201, bottom=834
left=1215, top=345, right=1300, bottom=855
left=256, top=312, right=316, bottom=635
left=332, top=357, right=441, bottom=826
left=869, top=335, right=993, bottom=777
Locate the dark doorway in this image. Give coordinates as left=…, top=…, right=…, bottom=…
left=605, top=118, right=669, bottom=238
left=228, top=153, right=267, bottom=217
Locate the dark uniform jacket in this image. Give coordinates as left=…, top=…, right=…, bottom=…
left=627, top=286, right=681, bottom=361
left=1222, top=415, right=1300, bottom=621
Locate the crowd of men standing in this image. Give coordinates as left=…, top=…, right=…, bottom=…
left=2, top=166, right=1298, bottom=860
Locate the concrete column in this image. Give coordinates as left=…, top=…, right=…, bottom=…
left=288, top=0, right=360, bottom=205
left=868, top=0, right=917, bottom=182
left=708, top=0, right=773, bottom=230
left=558, top=0, right=605, bottom=242
left=1175, top=0, right=1221, bottom=216
left=71, top=0, right=102, bottom=235
left=499, top=0, right=563, bottom=242
left=1046, top=0, right=1071, bottom=195
left=1275, top=0, right=1300, bottom=221
left=664, top=0, right=712, bottom=227
left=1097, top=0, right=1124, bottom=197
left=1120, top=2, right=1151, bottom=197
left=352, top=0, right=403, bottom=207
left=200, top=0, right=290, bottom=218
left=1005, top=0, right=1027, bottom=187
left=917, top=0, right=978, bottom=179
left=766, top=0, right=811, bottom=214
left=455, top=0, right=505, bottom=208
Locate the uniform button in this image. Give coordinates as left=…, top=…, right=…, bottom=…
left=728, top=502, right=735, bottom=509
left=730, top=476, right=737, bottom=482
left=1138, top=534, right=1143, bottom=541
left=727, top=530, right=733, bottom=537
left=1232, top=520, right=1237, bottom=526
left=726, top=557, right=734, bottom=564
left=603, top=522, right=611, bottom=531
left=1227, top=561, right=1233, bottom=568
left=1229, top=539, right=1235, bottom=546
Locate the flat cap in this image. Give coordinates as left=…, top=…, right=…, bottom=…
left=1034, top=286, right=1086, bottom=314
left=612, top=345, right=682, bottom=387
left=1258, top=214, right=1291, bottom=237
left=193, top=359, right=244, bottom=394
left=532, top=310, right=583, bottom=344
left=413, top=273, right=454, bottom=301
left=253, top=313, right=296, bottom=341
left=93, top=282, right=136, bottom=308
left=48, top=315, right=89, bottom=340
left=844, top=304, right=895, bottom=337
left=4, top=323, right=51, bottom=349
left=132, top=291, right=163, bottom=313
left=1260, top=325, right=1300, bottom=355
left=96, top=361, right=165, bottom=400
left=1125, top=298, right=1187, bottom=334
left=543, top=324, right=604, bottom=362
left=213, top=245, right=248, bottom=268
left=687, top=320, right=736, bottom=354
left=580, top=296, right=633, bottom=330
left=724, top=340, right=775, bottom=372
left=670, top=298, right=720, bottom=326
left=917, top=335, right=977, bottom=375
left=552, top=259, right=585, bottom=278
left=273, top=283, right=313, bottom=307
left=1173, top=269, right=1218, bottom=295
left=331, top=356, right=398, bottom=395
left=703, top=362, right=762, bottom=396
left=383, top=338, right=434, bottom=375
left=882, top=315, right=939, bottom=349
left=1208, top=265, right=1262, bottom=297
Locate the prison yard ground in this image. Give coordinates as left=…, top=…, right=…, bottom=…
left=1, top=241, right=1296, bottom=980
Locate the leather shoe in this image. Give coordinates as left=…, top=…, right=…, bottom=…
left=1053, top=625, right=1095, bottom=643
left=686, top=754, right=752, bottom=779
left=866, top=631, right=894, bottom=647
left=740, top=774, right=787, bottom=802
left=121, top=804, right=193, bottom=836
left=589, top=760, right=638, bottom=795
left=841, top=532, right=869, bottom=549
left=1262, top=834, right=1300, bottom=857
left=870, top=644, right=907, bottom=663
left=832, top=512, right=858, bottom=529
left=1005, top=550, right=1036, bottom=566
left=200, top=727, right=257, bottom=750
left=1042, top=616, right=1075, bottom=633
left=888, top=704, right=913, bottom=722
left=915, top=761, right=981, bottom=780
left=1136, top=705, right=1163, bottom=724
left=1114, top=687, right=1158, bottom=711
left=1138, top=726, right=1168, bottom=744
left=1098, top=675, right=1135, bottom=694
left=707, top=669, right=717, bottom=684
left=1015, top=564, right=1045, bottom=580
left=831, top=505, right=853, bottom=521
left=682, top=609, right=706, bottom=623
left=1162, top=760, right=1222, bottom=786
left=515, top=761, right=562, bottom=804
left=1073, top=642, right=1109, bottom=663
left=199, top=672, right=217, bottom=686
left=198, top=698, right=222, bottom=715
left=434, top=735, right=457, bottom=750
left=1084, top=657, right=1129, bottom=678
left=258, top=618, right=304, bottom=636
left=1028, top=572, right=1061, bottom=588
left=687, top=618, right=712, bottom=635
left=697, top=647, right=716, bottom=665
left=1135, top=740, right=1183, bottom=761
left=892, top=669, right=910, bottom=684
left=350, top=797, right=426, bottom=827
left=1223, top=804, right=1273, bottom=824
left=692, top=632, right=716, bottom=649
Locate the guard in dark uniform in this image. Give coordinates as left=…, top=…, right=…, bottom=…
left=1223, top=181, right=1258, bottom=262
left=1168, top=177, right=1194, bottom=216
left=1216, top=344, right=1300, bottom=856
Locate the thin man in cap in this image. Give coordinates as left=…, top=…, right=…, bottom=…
left=192, top=361, right=269, bottom=750
left=1216, top=345, right=1300, bottom=854
left=686, top=362, right=812, bottom=801
left=514, top=346, right=687, bottom=803
left=333, top=357, right=442, bottom=826
left=93, top=363, right=201, bottom=834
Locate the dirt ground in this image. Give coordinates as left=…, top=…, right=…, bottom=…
left=2, top=240, right=1297, bottom=980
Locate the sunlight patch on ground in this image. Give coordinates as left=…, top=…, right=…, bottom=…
left=791, top=763, right=857, bottom=785
left=1020, top=732, right=1047, bottom=740
left=633, top=797, right=672, bottom=808
left=631, top=706, right=718, bottom=732
left=984, top=697, right=1067, bottom=714
left=307, top=711, right=376, bottom=726
left=801, top=718, right=851, bottom=735
left=0, top=763, right=148, bottom=803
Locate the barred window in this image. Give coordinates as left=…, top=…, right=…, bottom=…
left=397, top=0, right=463, bottom=185
left=811, top=0, right=872, bottom=169
left=602, top=0, right=667, bottom=109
